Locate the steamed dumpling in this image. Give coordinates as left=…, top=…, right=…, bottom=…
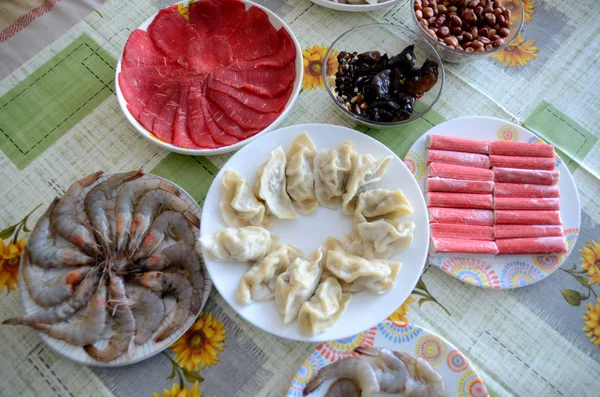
left=220, top=170, right=270, bottom=228
left=313, top=141, right=357, bottom=209
left=286, top=133, right=318, bottom=214
left=275, top=249, right=323, bottom=324
left=200, top=226, right=278, bottom=262
left=341, top=154, right=392, bottom=215
left=236, top=244, right=303, bottom=305
left=354, top=188, right=414, bottom=223
left=343, top=220, right=415, bottom=259
left=255, top=146, right=297, bottom=220
left=298, top=277, right=352, bottom=335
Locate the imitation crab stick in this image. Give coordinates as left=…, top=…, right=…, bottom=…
left=493, top=183, right=560, bottom=198
left=489, top=141, right=555, bottom=158
left=489, top=155, right=555, bottom=170
left=496, top=236, right=568, bottom=255
left=427, top=163, right=494, bottom=182
left=427, top=149, right=491, bottom=169
left=494, top=210, right=562, bottom=225
left=427, top=192, right=493, bottom=209
left=428, top=208, right=494, bottom=226
left=426, top=178, right=494, bottom=194
left=427, top=135, right=490, bottom=155
left=493, top=197, right=560, bottom=210
left=494, top=225, right=564, bottom=239
left=430, top=237, right=499, bottom=255
left=431, top=224, right=495, bottom=240
left=493, top=167, right=560, bottom=185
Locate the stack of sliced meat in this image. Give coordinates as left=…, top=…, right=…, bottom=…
left=118, top=0, right=297, bottom=149
left=425, top=135, right=568, bottom=256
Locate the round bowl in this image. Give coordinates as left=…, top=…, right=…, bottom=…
left=310, top=0, right=401, bottom=12
left=115, top=0, right=303, bottom=156
left=323, top=23, right=445, bottom=128
left=409, top=0, right=524, bottom=63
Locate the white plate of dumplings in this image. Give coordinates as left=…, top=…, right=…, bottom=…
left=200, top=123, right=429, bottom=342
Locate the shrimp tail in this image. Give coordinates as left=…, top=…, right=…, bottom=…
left=2, top=317, right=23, bottom=325
left=304, top=373, right=326, bottom=396
left=123, top=169, right=145, bottom=182
left=81, top=171, right=105, bottom=187
left=190, top=290, right=201, bottom=315
left=159, top=185, right=181, bottom=197
left=355, top=346, right=381, bottom=357
left=26, top=322, right=50, bottom=332
left=154, top=324, right=177, bottom=343
left=182, top=210, right=200, bottom=228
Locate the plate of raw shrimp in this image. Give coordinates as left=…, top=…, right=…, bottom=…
left=289, top=320, right=488, bottom=397
left=3, top=170, right=211, bottom=367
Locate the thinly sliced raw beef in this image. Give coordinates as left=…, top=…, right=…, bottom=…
left=207, top=98, right=258, bottom=140
left=230, top=28, right=296, bottom=70
left=213, top=62, right=295, bottom=97
left=186, top=35, right=233, bottom=73
left=228, top=7, right=280, bottom=61
left=148, top=6, right=195, bottom=65
left=189, top=0, right=246, bottom=38
left=208, top=77, right=292, bottom=113
left=187, top=80, right=219, bottom=148
left=153, top=85, right=180, bottom=143
left=139, top=83, right=177, bottom=131
left=208, top=90, right=279, bottom=130
left=122, top=29, right=177, bottom=69
left=202, top=97, right=239, bottom=145
left=173, top=82, right=200, bottom=149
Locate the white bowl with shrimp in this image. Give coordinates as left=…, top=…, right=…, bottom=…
left=310, top=0, right=401, bottom=12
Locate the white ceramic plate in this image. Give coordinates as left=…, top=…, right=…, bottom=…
left=115, top=0, right=303, bottom=156
left=404, top=116, right=581, bottom=289
left=17, top=173, right=211, bottom=367
left=289, top=320, right=488, bottom=397
left=201, top=123, right=429, bottom=342
left=310, top=0, right=401, bottom=12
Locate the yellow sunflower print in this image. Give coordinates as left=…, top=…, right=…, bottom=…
left=583, top=298, right=600, bottom=345
left=302, top=44, right=338, bottom=91
left=178, top=0, right=195, bottom=21
left=0, top=237, right=25, bottom=295
left=153, top=381, right=202, bottom=397
left=491, top=33, right=539, bottom=68
left=505, top=0, right=535, bottom=24
left=579, top=242, right=600, bottom=286
left=171, top=312, right=227, bottom=372
left=388, top=296, right=415, bottom=323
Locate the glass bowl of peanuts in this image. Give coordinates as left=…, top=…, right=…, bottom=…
left=410, top=0, right=524, bottom=63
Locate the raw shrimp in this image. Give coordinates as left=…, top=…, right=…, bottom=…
left=27, top=199, right=94, bottom=268
left=114, top=177, right=181, bottom=253
left=84, top=273, right=135, bottom=362
left=53, top=171, right=104, bottom=254
left=136, top=210, right=199, bottom=258
left=126, top=285, right=166, bottom=345
left=28, top=272, right=108, bottom=345
left=395, top=351, right=446, bottom=397
left=325, top=379, right=360, bottom=397
left=3, top=267, right=102, bottom=325
left=84, top=170, right=144, bottom=247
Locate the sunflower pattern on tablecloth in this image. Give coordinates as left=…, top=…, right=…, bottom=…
left=301, top=44, right=338, bottom=91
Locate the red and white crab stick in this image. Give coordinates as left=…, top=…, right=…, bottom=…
left=489, top=141, right=555, bottom=158
left=427, top=149, right=491, bottom=169
left=427, top=135, right=490, bottom=155
left=494, top=182, right=560, bottom=198
left=427, top=162, right=494, bottom=181
left=494, top=225, right=564, bottom=239
left=428, top=208, right=494, bottom=226
left=431, top=224, right=495, bottom=240
left=494, top=197, right=560, bottom=211
left=427, top=192, right=493, bottom=209
left=493, top=167, right=560, bottom=185
left=430, top=237, right=499, bottom=255
left=490, top=155, right=555, bottom=170
left=495, top=210, right=562, bottom=225
left=426, top=178, right=494, bottom=194
left=496, top=236, right=567, bottom=255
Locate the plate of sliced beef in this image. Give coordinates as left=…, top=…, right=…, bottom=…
left=116, top=0, right=302, bottom=154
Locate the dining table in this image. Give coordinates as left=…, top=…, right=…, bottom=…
left=0, top=0, right=599, bottom=396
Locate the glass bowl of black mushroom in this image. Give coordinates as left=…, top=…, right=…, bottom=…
left=324, top=23, right=444, bottom=127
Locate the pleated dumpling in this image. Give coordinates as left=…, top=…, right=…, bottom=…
left=220, top=170, right=270, bottom=228
left=341, top=154, right=392, bottom=215
left=313, top=141, right=357, bottom=209
left=255, top=146, right=297, bottom=220
left=236, top=244, right=303, bottom=305
left=200, top=226, right=278, bottom=262
left=354, top=188, right=414, bottom=223
left=285, top=133, right=318, bottom=214
left=343, top=220, right=415, bottom=259
left=275, top=249, right=323, bottom=324
left=298, top=277, right=352, bottom=335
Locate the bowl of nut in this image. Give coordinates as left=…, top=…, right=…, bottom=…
left=411, top=0, right=524, bottom=63
left=323, top=23, right=444, bottom=127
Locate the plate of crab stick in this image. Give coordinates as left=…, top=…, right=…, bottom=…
left=404, top=116, right=581, bottom=289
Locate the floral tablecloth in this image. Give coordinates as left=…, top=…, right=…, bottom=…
left=1, top=1, right=599, bottom=396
